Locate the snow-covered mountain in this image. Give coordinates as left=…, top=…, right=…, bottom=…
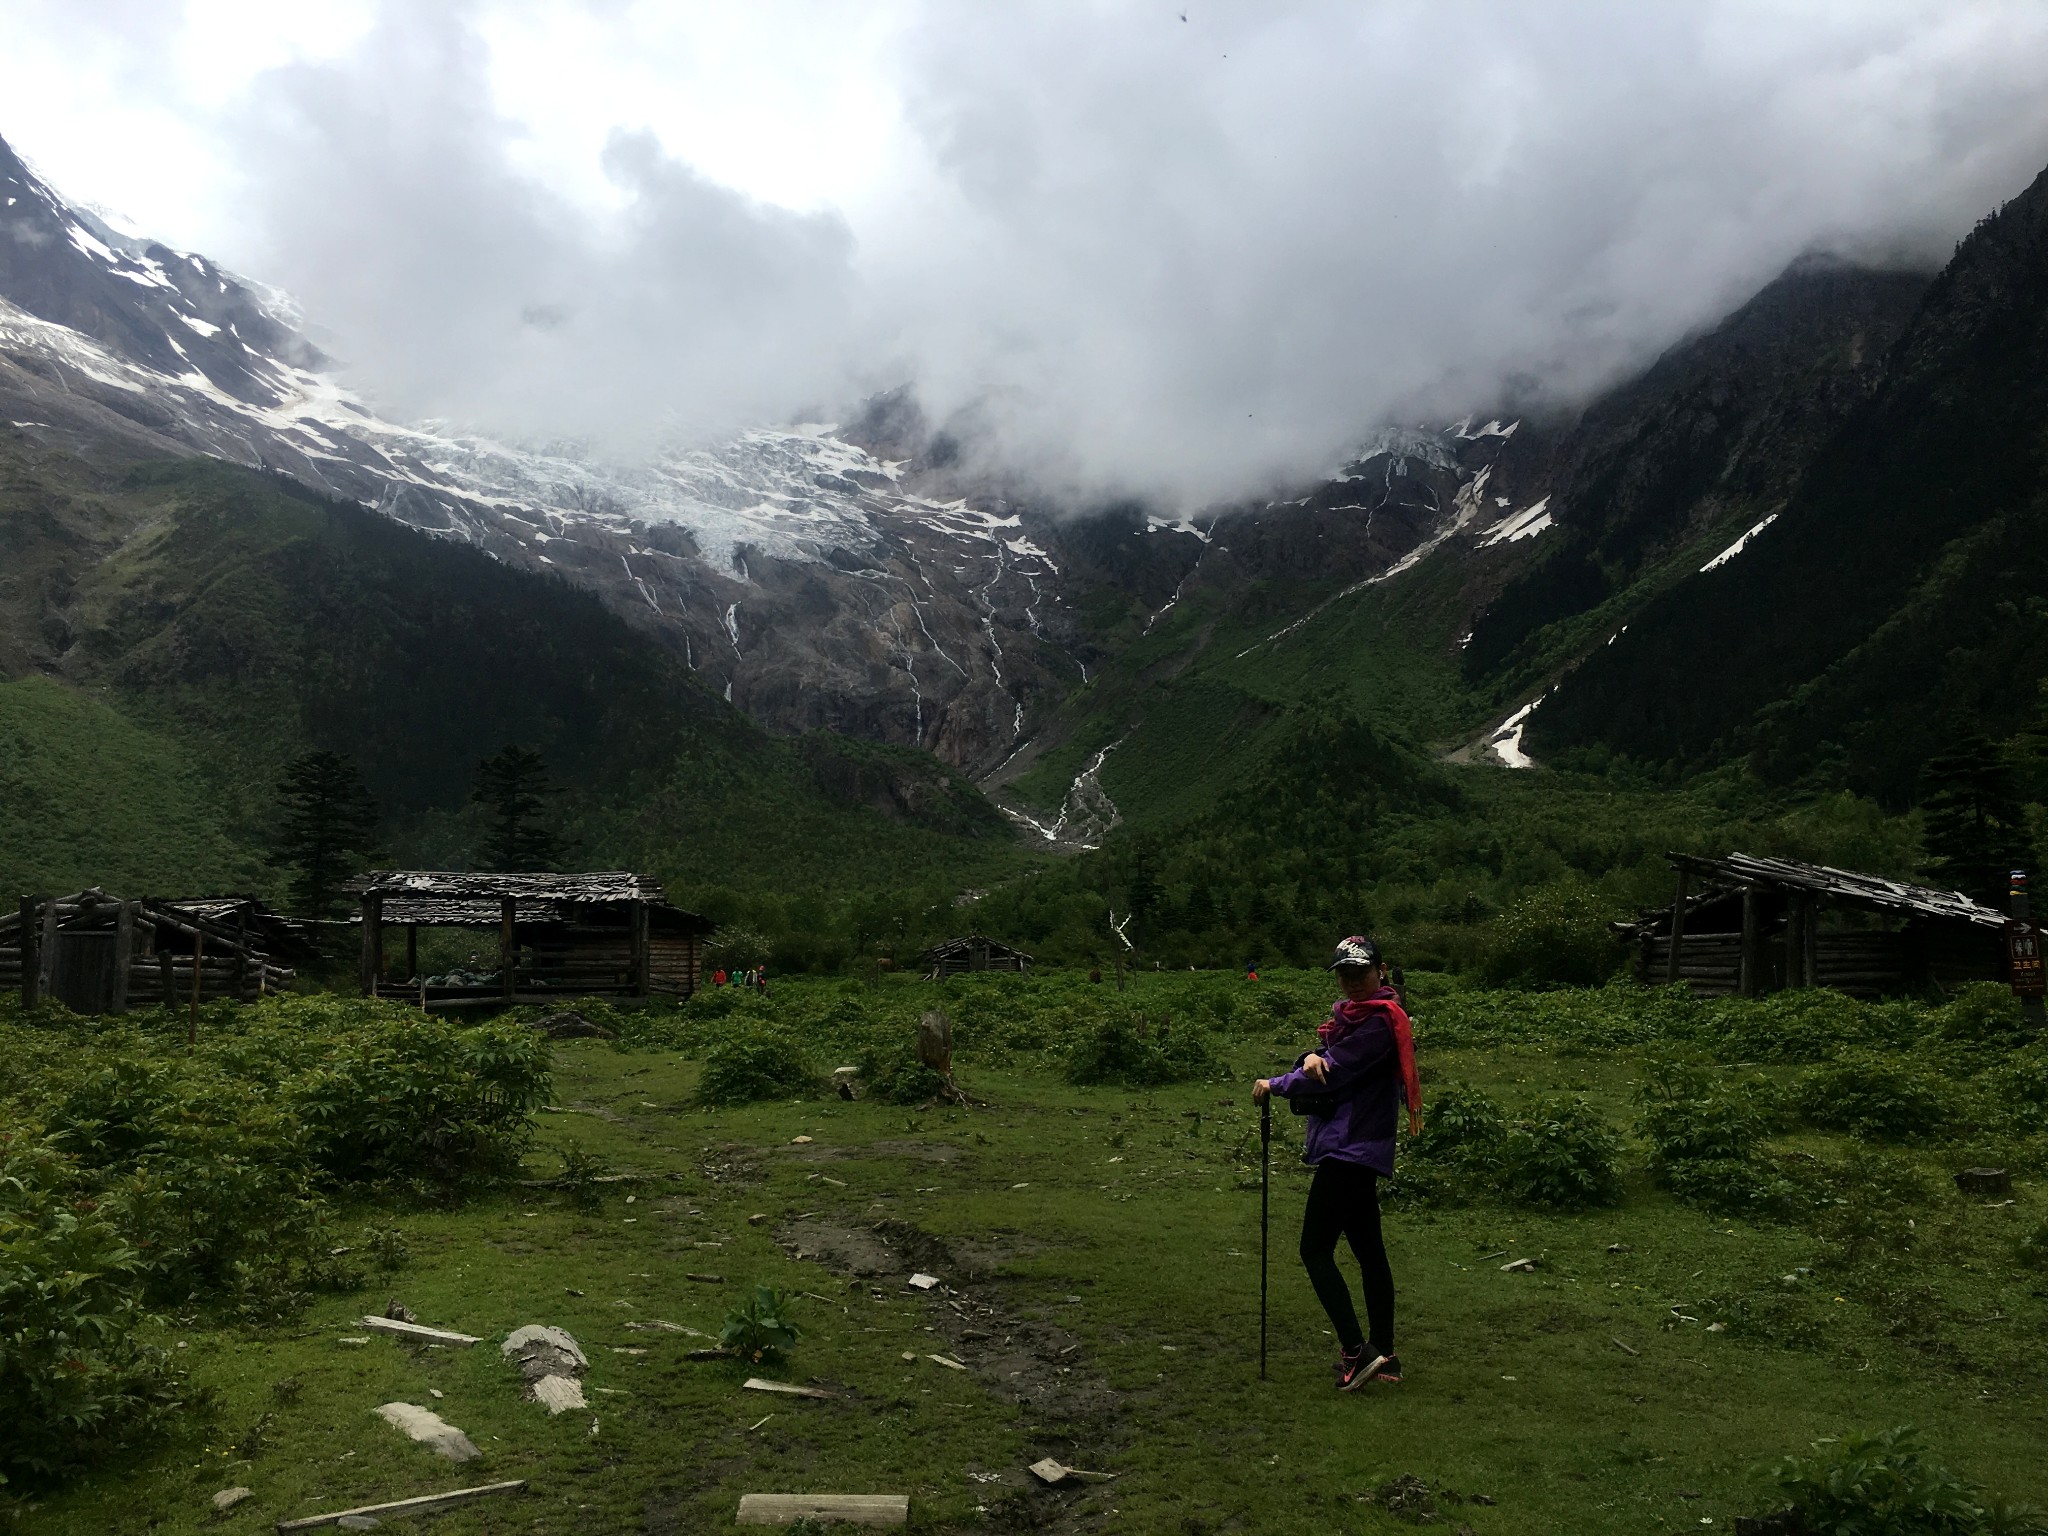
left=0, top=130, right=1548, bottom=787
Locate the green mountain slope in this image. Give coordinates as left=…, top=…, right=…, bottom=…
left=0, top=447, right=1026, bottom=906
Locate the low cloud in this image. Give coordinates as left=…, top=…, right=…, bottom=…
left=87, top=2, right=2048, bottom=503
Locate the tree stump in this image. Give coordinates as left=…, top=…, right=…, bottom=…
left=917, top=1009, right=954, bottom=1076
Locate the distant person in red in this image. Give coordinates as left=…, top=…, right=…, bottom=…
left=713, top=968, right=728, bottom=988
left=1246, top=964, right=1259, bottom=981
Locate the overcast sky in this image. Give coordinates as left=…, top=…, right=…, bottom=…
left=8, top=0, right=2048, bottom=505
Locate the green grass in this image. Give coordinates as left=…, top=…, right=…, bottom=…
left=15, top=972, right=2048, bottom=1534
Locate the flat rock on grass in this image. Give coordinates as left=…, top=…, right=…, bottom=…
left=503, top=1324, right=589, bottom=1414
left=211, top=1487, right=253, bottom=1512
left=374, top=1403, right=480, bottom=1462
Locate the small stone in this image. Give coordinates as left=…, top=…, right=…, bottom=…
left=908, top=1273, right=939, bottom=1290
left=211, top=1487, right=253, bottom=1512
left=792, top=1135, right=814, bottom=1145
left=429, top=1388, right=444, bottom=1399
left=383, top=1299, right=417, bottom=1324
left=1607, top=1243, right=1633, bottom=1254
left=748, top=1213, right=768, bottom=1225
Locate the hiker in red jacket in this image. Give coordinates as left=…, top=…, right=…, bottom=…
left=1254, top=935, right=1422, bottom=1389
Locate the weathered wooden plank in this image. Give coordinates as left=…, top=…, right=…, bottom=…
left=18, top=895, right=38, bottom=1008
left=274, top=1480, right=526, bottom=1530
left=357, top=1316, right=482, bottom=1346
left=735, top=1494, right=907, bottom=1527
left=742, top=1378, right=833, bottom=1399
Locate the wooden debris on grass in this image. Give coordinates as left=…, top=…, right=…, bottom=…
left=686, top=1273, right=727, bottom=1284
left=358, top=1316, right=481, bottom=1346
left=687, top=1348, right=739, bottom=1361
left=1612, top=1337, right=1640, bottom=1356
left=624, top=1319, right=710, bottom=1336
left=742, top=1377, right=834, bottom=1399
left=372, top=1403, right=480, bottom=1462
left=1500, top=1257, right=1538, bottom=1273
left=1027, top=1458, right=1115, bottom=1487
left=735, top=1493, right=908, bottom=1526
left=907, top=1273, right=938, bottom=1290
left=273, top=1480, right=526, bottom=1531
left=926, top=1354, right=967, bottom=1371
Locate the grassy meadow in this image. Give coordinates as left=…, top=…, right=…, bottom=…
left=6, top=970, right=2048, bottom=1534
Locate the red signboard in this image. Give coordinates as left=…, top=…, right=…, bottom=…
left=2008, top=920, right=2046, bottom=999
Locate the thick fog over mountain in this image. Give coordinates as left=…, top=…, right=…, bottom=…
left=9, top=0, right=2048, bottom=504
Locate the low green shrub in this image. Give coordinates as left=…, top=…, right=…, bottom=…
left=2017, top=1219, right=2048, bottom=1272
left=1065, top=1010, right=1221, bottom=1087
left=1477, top=884, right=1624, bottom=991
left=294, top=1013, right=550, bottom=1184
left=1936, top=983, right=2031, bottom=1045
left=1794, top=1053, right=1945, bottom=1143
left=698, top=1027, right=818, bottom=1105
left=1638, top=1059, right=1795, bottom=1216
left=1497, top=1097, right=1622, bottom=1210
left=1767, top=1424, right=2046, bottom=1535
left=0, top=1130, right=187, bottom=1490
left=720, top=1285, right=803, bottom=1365
left=1809, top=1151, right=1931, bottom=1267
left=858, top=1044, right=953, bottom=1105
left=1411, top=1081, right=1508, bottom=1170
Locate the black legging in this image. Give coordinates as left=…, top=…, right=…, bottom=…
left=1299, top=1159, right=1394, bottom=1356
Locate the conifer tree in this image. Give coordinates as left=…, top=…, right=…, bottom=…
left=1920, top=734, right=2033, bottom=905
left=472, top=745, right=564, bottom=871
left=273, top=750, right=381, bottom=919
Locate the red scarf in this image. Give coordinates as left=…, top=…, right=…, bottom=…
left=1320, top=989, right=1423, bottom=1135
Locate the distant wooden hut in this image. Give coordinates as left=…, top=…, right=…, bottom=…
left=1616, top=851, right=2008, bottom=997
left=921, top=935, right=1032, bottom=979
left=347, top=871, right=713, bottom=1007
left=4, top=889, right=296, bottom=1014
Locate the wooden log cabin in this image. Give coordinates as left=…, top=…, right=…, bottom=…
left=348, top=871, right=713, bottom=1007
left=1616, top=851, right=2009, bottom=998
left=921, top=935, right=1032, bottom=979
left=5, top=889, right=296, bottom=1013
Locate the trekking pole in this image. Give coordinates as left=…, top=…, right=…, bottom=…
left=1259, top=1094, right=1271, bottom=1381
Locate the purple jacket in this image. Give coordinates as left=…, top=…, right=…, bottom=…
left=1267, top=1009, right=1399, bottom=1174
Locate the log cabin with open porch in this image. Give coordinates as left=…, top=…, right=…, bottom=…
left=348, top=870, right=713, bottom=1008
left=1616, top=851, right=2010, bottom=998
left=5, top=889, right=297, bottom=1014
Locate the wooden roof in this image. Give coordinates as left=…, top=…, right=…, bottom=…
left=922, top=934, right=1033, bottom=961
left=1663, top=851, right=2008, bottom=931
left=348, top=871, right=666, bottom=903
left=0, top=888, right=276, bottom=955
left=344, top=871, right=711, bottom=934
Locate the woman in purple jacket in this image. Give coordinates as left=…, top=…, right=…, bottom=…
left=1253, top=936, right=1411, bottom=1390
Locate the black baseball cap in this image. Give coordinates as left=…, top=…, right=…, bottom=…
left=1328, top=935, right=1383, bottom=970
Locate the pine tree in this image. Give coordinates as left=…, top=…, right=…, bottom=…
left=1920, top=734, right=2033, bottom=905
left=472, top=745, right=564, bottom=871
left=273, top=751, right=381, bottom=919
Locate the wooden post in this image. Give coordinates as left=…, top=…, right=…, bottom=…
left=38, top=897, right=59, bottom=1005
left=110, top=901, right=136, bottom=1014
left=188, top=928, right=203, bottom=1045
left=158, top=937, right=173, bottom=1011
left=1665, top=868, right=1691, bottom=986
left=500, top=897, right=516, bottom=1000
left=405, top=924, right=418, bottom=982
left=1738, top=886, right=1761, bottom=997
left=360, top=894, right=383, bottom=996
left=1803, top=895, right=1820, bottom=988
left=630, top=902, right=651, bottom=997
left=19, top=895, right=39, bottom=1008
left=1784, top=896, right=1805, bottom=989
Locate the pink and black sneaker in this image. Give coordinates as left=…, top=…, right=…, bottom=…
left=1338, top=1349, right=1394, bottom=1391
